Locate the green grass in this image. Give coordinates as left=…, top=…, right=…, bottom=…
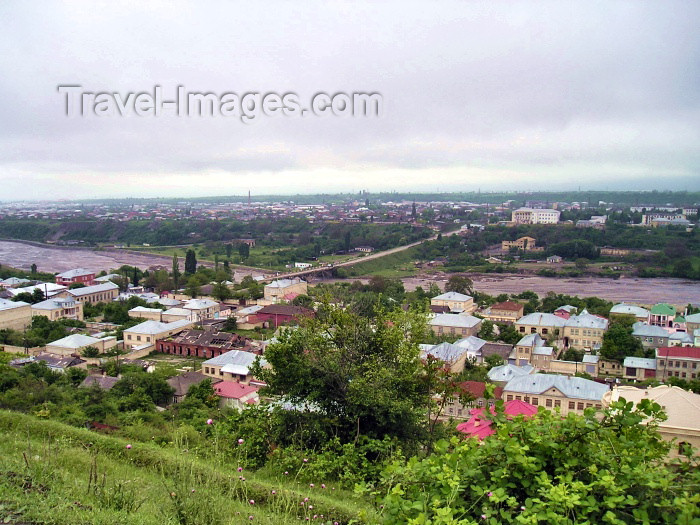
left=343, top=249, right=418, bottom=278
left=0, top=411, right=377, bottom=525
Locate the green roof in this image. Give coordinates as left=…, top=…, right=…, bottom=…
left=650, top=303, right=675, bottom=316
left=674, top=314, right=685, bottom=322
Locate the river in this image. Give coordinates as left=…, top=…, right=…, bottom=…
left=1, top=240, right=697, bottom=305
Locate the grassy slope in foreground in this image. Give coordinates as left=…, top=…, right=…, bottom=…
left=0, top=411, right=376, bottom=525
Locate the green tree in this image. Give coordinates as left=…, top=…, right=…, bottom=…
left=445, top=274, right=473, bottom=296
left=30, top=263, right=37, bottom=275
left=252, top=306, right=430, bottom=444
left=376, top=399, right=699, bottom=525
left=184, top=249, right=197, bottom=275
left=238, top=242, right=250, bottom=259
left=172, top=254, right=181, bottom=291
left=477, top=319, right=495, bottom=341
left=600, top=317, right=644, bottom=362
left=185, top=276, right=201, bottom=299
left=211, top=281, right=231, bottom=301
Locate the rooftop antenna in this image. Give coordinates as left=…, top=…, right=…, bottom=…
left=248, top=190, right=251, bottom=206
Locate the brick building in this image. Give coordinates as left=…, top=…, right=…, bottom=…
left=156, top=329, right=255, bottom=359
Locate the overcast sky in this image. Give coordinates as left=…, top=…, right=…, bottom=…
left=0, top=1, right=698, bottom=200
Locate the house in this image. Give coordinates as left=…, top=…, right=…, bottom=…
left=167, top=371, right=222, bottom=404
left=456, top=400, right=538, bottom=440
left=513, top=333, right=546, bottom=366
left=633, top=322, right=670, bottom=349
left=59, top=282, right=119, bottom=305
left=511, top=208, right=561, bottom=225
left=622, top=357, right=657, bottom=381
left=80, top=375, right=120, bottom=391
left=128, top=306, right=164, bottom=321
left=481, top=301, right=524, bottom=324
left=10, top=353, right=85, bottom=373
left=0, top=277, right=31, bottom=289
left=502, top=373, right=609, bottom=415
left=156, top=329, right=255, bottom=359
left=123, top=319, right=193, bottom=349
left=562, top=310, right=609, bottom=351
left=201, top=350, right=267, bottom=384
left=487, top=363, right=534, bottom=385
left=46, top=333, right=118, bottom=356
left=0, top=298, right=32, bottom=330
left=610, top=303, right=650, bottom=322
left=430, top=292, right=476, bottom=314
left=31, top=297, right=83, bottom=321
left=294, top=262, right=312, bottom=270
left=602, top=385, right=700, bottom=457
left=421, top=342, right=472, bottom=374
left=649, top=303, right=676, bottom=329
left=429, top=313, right=482, bottom=337
left=354, top=246, right=374, bottom=253
left=214, top=381, right=260, bottom=409
left=656, top=347, right=700, bottom=381
left=439, top=381, right=504, bottom=420
left=546, top=255, right=563, bottom=264
left=264, top=278, right=308, bottom=303
left=254, top=304, right=314, bottom=328
left=501, top=237, right=543, bottom=252
left=182, top=298, right=220, bottom=322
left=55, top=268, right=96, bottom=287
left=515, top=312, right=567, bottom=339
left=686, top=313, right=700, bottom=334
left=161, top=307, right=193, bottom=322
left=669, top=331, right=694, bottom=347
left=7, top=283, right=67, bottom=299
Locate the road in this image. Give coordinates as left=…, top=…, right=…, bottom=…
left=258, top=228, right=460, bottom=281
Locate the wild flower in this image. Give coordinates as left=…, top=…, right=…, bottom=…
left=321, top=484, right=326, bottom=489
left=487, top=491, right=493, bottom=497
left=249, top=499, right=255, bottom=505
left=206, top=418, right=213, bottom=425
left=126, top=444, right=132, bottom=449
left=238, top=438, right=244, bottom=444
left=238, top=467, right=243, bottom=472
left=310, top=483, right=315, bottom=488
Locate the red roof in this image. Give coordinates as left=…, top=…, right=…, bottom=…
left=214, top=382, right=259, bottom=399
left=457, top=381, right=503, bottom=400
left=456, top=400, right=538, bottom=440
left=657, top=347, right=700, bottom=359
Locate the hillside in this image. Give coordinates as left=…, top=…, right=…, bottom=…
left=0, top=411, right=375, bottom=525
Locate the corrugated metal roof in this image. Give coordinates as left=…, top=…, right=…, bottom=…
left=504, top=373, right=609, bottom=401
left=623, top=357, right=657, bottom=370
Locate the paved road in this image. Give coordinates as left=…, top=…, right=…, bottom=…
left=260, top=228, right=461, bottom=281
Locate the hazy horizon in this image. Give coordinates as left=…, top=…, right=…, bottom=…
left=1, top=1, right=699, bottom=200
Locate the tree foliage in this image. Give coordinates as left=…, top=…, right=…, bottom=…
left=375, top=399, right=700, bottom=524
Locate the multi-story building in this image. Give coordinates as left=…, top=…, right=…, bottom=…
left=515, top=312, right=567, bottom=339
left=430, top=292, right=476, bottom=314
left=562, top=310, right=609, bottom=351
left=31, top=297, right=83, bottom=321
left=263, top=278, right=308, bottom=303
left=656, top=347, right=700, bottom=381
left=55, top=268, right=96, bottom=287
left=503, top=374, right=609, bottom=415
left=501, top=236, right=542, bottom=252
left=156, top=329, right=255, bottom=359
left=511, top=208, right=560, bottom=225
left=0, top=298, right=32, bottom=330
left=609, top=303, right=650, bottom=322
left=60, top=282, right=119, bottom=305
left=429, top=313, right=482, bottom=337
left=648, top=303, right=676, bottom=329
left=123, top=319, right=193, bottom=349
left=633, top=322, right=671, bottom=349
left=481, top=301, right=524, bottom=324
left=201, top=350, right=267, bottom=384
left=182, top=298, right=220, bottom=322
left=439, top=381, right=504, bottom=420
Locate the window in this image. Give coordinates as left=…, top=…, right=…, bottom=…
left=568, top=402, right=575, bottom=410
left=586, top=403, right=592, bottom=408
left=542, top=328, right=548, bottom=335
left=682, top=362, right=688, bottom=368
left=136, top=335, right=141, bottom=341
left=532, top=397, right=538, bottom=406
left=659, top=360, right=665, bottom=367
left=555, top=400, right=561, bottom=408
left=682, top=372, right=686, bottom=378
left=507, top=395, right=513, bottom=401
left=516, top=396, right=522, bottom=401
left=577, top=402, right=584, bottom=411
left=546, top=399, right=552, bottom=407
left=530, top=328, right=536, bottom=334
left=519, top=327, right=525, bottom=333
left=219, top=370, right=223, bottom=376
